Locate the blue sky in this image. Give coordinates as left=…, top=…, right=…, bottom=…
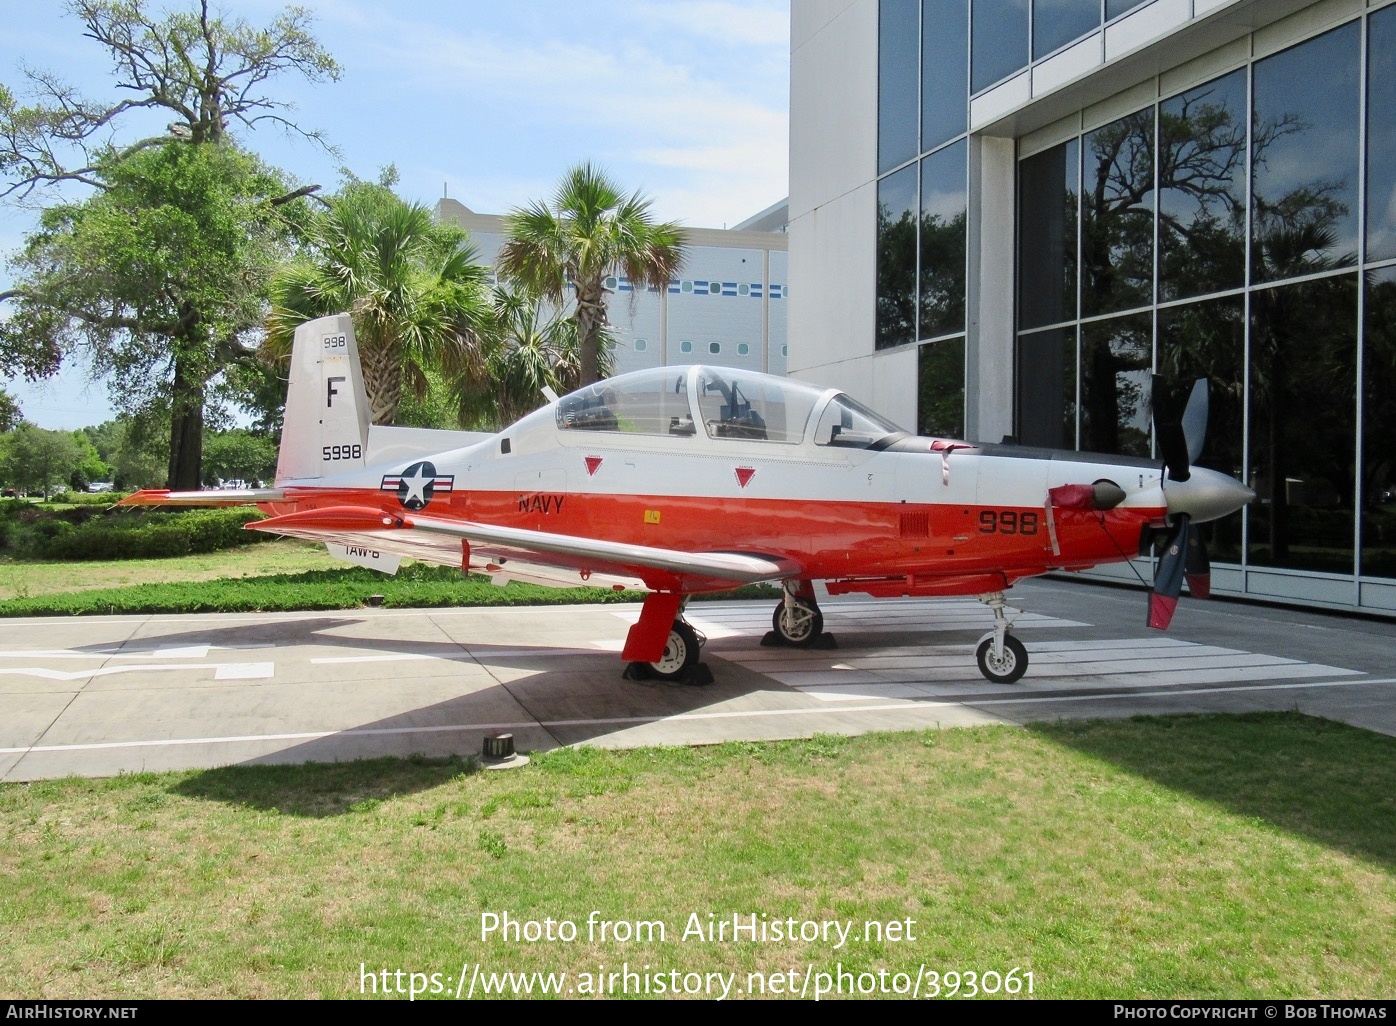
left=1, top=0, right=790, bottom=429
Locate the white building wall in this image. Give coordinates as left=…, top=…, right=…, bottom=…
left=788, top=0, right=881, bottom=407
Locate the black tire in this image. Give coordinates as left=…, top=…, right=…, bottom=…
left=975, top=634, right=1028, bottom=684
left=649, top=620, right=700, bottom=680
left=772, top=600, right=823, bottom=646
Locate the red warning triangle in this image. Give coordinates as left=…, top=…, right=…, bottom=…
left=734, top=467, right=755, bottom=488
left=584, top=455, right=603, bottom=476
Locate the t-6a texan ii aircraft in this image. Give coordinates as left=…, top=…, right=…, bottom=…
left=123, top=313, right=1253, bottom=684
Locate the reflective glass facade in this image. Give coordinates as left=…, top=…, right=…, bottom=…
left=1012, top=10, right=1396, bottom=585
left=870, top=0, right=1396, bottom=601
left=877, top=0, right=968, bottom=435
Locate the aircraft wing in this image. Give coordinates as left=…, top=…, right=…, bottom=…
left=248, top=505, right=798, bottom=590
left=120, top=488, right=285, bottom=507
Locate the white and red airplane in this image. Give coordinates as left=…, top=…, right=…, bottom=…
left=124, top=313, right=1253, bottom=684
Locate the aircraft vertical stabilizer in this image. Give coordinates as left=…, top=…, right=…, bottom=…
left=275, top=313, right=371, bottom=483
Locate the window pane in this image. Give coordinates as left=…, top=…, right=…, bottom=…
left=971, top=0, right=1029, bottom=94
left=879, top=0, right=921, bottom=173
left=1157, top=295, right=1245, bottom=564
left=1082, top=108, right=1155, bottom=316
left=1247, top=274, right=1357, bottom=574
left=1362, top=270, right=1396, bottom=577
left=1367, top=6, right=1396, bottom=262
left=1080, top=313, right=1151, bottom=457
left=1158, top=70, right=1247, bottom=302
left=1017, top=327, right=1076, bottom=448
left=918, top=336, right=966, bottom=437
left=922, top=0, right=969, bottom=149
left=1252, top=23, right=1360, bottom=284
left=877, top=164, right=919, bottom=350
left=920, top=140, right=967, bottom=339
left=1106, top=0, right=1150, bottom=19
left=1018, top=138, right=1078, bottom=329
left=1034, top=0, right=1100, bottom=60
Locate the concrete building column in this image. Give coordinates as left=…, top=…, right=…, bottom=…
left=968, top=135, right=1017, bottom=444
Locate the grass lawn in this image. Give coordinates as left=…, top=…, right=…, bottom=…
left=0, top=544, right=776, bottom=616
left=2, top=713, right=1393, bottom=1000
left=0, top=539, right=340, bottom=601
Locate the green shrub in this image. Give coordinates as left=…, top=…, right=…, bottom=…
left=39, top=508, right=270, bottom=561
left=42, top=491, right=133, bottom=506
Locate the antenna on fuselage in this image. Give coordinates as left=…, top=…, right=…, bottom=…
left=541, top=386, right=559, bottom=403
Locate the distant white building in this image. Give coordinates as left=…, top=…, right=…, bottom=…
left=435, top=198, right=789, bottom=377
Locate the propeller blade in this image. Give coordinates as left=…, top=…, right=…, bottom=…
left=1181, top=378, right=1209, bottom=468
left=1152, top=374, right=1191, bottom=483
left=1148, top=514, right=1191, bottom=630
left=1185, top=525, right=1212, bottom=600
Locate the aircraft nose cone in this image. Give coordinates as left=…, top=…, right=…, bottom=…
left=1164, top=467, right=1255, bottom=524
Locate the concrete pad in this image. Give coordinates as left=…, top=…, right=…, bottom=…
left=0, top=692, right=78, bottom=748
left=2, top=578, right=1394, bottom=781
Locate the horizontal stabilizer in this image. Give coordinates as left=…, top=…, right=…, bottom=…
left=119, top=488, right=284, bottom=507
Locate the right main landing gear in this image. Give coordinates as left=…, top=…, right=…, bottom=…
left=649, top=620, right=701, bottom=681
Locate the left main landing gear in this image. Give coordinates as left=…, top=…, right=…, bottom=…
left=974, top=591, right=1028, bottom=684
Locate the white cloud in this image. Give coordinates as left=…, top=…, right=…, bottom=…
left=630, top=1, right=789, bottom=47
left=315, top=2, right=788, bottom=227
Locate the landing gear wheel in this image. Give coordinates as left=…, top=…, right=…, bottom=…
left=649, top=620, right=700, bottom=681
left=975, top=634, right=1028, bottom=684
left=772, top=600, right=823, bottom=646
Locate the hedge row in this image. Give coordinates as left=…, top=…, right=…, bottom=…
left=45, top=492, right=134, bottom=506
left=0, top=564, right=779, bottom=617
left=36, top=508, right=270, bottom=561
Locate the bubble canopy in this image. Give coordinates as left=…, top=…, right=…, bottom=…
left=550, top=365, right=906, bottom=449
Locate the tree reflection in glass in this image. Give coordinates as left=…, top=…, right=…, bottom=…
left=1361, top=270, right=1396, bottom=578
left=1158, top=296, right=1245, bottom=563
left=918, top=336, right=966, bottom=438
left=1016, top=326, right=1076, bottom=449
left=1082, top=109, right=1154, bottom=316
left=1158, top=71, right=1247, bottom=302
left=920, top=141, right=967, bottom=340
left=1251, top=23, right=1360, bottom=283
left=876, top=164, right=918, bottom=350
left=1248, top=274, right=1357, bottom=575
left=1081, top=313, right=1151, bottom=457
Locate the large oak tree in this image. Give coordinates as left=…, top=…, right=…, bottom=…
left=0, top=0, right=338, bottom=488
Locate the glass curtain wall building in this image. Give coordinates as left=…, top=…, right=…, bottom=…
left=790, top=0, right=1396, bottom=614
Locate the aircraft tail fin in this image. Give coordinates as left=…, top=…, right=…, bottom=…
left=275, top=313, right=371, bottom=484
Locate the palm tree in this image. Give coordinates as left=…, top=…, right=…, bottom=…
left=454, top=287, right=617, bottom=429
left=497, top=162, right=686, bottom=386
left=265, top=178, right=493, bottom=424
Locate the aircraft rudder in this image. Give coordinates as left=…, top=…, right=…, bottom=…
left=275, top=313, right=371, bottom=483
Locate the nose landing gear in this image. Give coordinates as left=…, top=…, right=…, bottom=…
left=974, top=591, right=1028, bottom=684
left=765, top=580, right=833, bottom=649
